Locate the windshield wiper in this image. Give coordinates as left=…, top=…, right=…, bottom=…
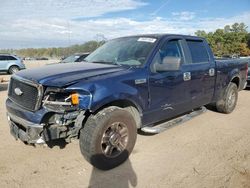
left=91, top=61, right=120, bottom=66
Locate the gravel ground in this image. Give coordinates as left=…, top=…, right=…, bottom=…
left=0, top=61, right=250, bottom=188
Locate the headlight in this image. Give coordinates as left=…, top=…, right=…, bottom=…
left=42, top=88, right=92, bottom=113
left=43, top=92, right=79, bottom=106
left=43, top=92, right=79, bottom=113
left=42, top=87, right=81, bottom=113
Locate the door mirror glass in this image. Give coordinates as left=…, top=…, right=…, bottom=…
left=155, top=56, right=181, bottom=72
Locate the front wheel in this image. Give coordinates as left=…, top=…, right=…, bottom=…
left=216, top=82, right=238, bottom=114
left=79, top=107, right=137, bottom=170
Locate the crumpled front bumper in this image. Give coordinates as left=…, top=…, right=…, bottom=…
left=7, top=112, right=45, bottom=144
left=6, top=98, right=84, bottom=144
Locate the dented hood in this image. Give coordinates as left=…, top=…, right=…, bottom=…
left=16, top=62, right=127, bottom=87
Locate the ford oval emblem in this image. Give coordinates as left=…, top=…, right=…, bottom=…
left=14, top=88, right=23, bottom=96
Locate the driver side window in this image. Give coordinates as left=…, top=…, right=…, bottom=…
left=151, top=39, right=184, bottom=72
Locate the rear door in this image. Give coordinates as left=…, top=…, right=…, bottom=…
left=184, top=39, right=216, bottom=108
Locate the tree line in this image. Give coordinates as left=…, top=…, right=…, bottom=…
left=0, top=41, right=105, bottom=59
left=1, top=22, right=250, bottom=58
left=195, top=22, right=250, bottom=57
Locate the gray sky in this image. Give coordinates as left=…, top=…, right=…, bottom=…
left=0, top=0, right=249, bottom=49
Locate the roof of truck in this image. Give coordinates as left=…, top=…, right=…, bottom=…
left=116, top=33, right=204, bottom=40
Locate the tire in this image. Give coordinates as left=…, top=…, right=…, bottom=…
left=79, top=106, right=137, bottom=170
left=8, top=66, right=19, bottom=74
left=216, top=82, right=238, bottom=114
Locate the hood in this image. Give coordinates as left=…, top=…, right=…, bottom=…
left=16, top=62, right=127, bottom=87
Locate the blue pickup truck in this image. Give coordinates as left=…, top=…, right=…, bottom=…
left=6, top=34, right=248, bottom=170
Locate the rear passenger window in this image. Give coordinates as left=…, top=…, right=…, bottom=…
left=186, top=40, right=209, bottom=63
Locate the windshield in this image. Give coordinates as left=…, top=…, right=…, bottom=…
left=61, top=55, right=80, bottom=63
left=85, top=37, right=157, bottom=66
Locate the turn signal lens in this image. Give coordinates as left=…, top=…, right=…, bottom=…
left=71, top=93, right=79, bottom=105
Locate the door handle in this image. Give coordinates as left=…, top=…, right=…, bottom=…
left=209, top=68, right=215, bottom=76
left=204, top=68, right=215, bottom=76
left=183, top=72, right=191, bottom=81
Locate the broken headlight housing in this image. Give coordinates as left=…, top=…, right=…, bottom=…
left=42, top=88, right=91, bottom=113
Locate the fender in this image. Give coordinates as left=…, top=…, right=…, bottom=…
left=89, top=93, right=143, bottom=115
left=230, top=75, right=240, bottom=87
left=67, top=73, right=146, bottom=115
left=228, top=67, right=241, bottom=88
left=217, top=71, right=240, bottom=101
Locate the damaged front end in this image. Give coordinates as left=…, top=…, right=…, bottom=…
left=6, top=84, right=92, bottom=145
left=41, top=87, right=88, bottom=143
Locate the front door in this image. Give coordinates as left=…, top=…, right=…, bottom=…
left=145, top=38, right=192, bottom=125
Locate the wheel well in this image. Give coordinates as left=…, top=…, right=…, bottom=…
left=231, top=76, right=240, bottom=88
left=94, top=99, right=140, bottom=114
left=92, top=99, right=142, bottom=128
left=8, top=65, right=19, bottom=73
left=9, top=65, right=19, bottom=69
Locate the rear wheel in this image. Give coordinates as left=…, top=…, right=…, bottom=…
left=216, top=82, right=238, bottom=114
left=8, top=66, right=19, bottom=74
left=79, top=107, right=137, bottom=170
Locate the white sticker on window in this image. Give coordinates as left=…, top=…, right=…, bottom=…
left=137, top=37, right=156, bottom=43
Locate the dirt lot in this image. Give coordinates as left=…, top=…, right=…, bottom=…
left=0, top=61, right=250, bottom=188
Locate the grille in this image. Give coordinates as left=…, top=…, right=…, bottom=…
left=8, top=76, right=43, bottom=111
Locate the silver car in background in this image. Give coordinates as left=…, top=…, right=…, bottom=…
left=0, top=54, right=26, bottom=74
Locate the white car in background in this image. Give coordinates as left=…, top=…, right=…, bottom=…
left=0, top=54, right=26, bottom=74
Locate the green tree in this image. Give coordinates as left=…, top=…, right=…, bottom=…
left=195, top=22, right=250, bottom=56
left=0, top=40, right=106, bottom=58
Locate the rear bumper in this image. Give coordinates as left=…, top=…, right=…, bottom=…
left=239, top=77, right=248, bottom=90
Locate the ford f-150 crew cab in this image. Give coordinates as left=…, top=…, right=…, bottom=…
left=6, top=34, right=248, bottom=170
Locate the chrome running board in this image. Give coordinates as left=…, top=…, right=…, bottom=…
left=141, top=106, right=207, bottom=134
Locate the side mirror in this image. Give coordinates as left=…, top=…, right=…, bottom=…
left=155, top=57, right=181, bottom=72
